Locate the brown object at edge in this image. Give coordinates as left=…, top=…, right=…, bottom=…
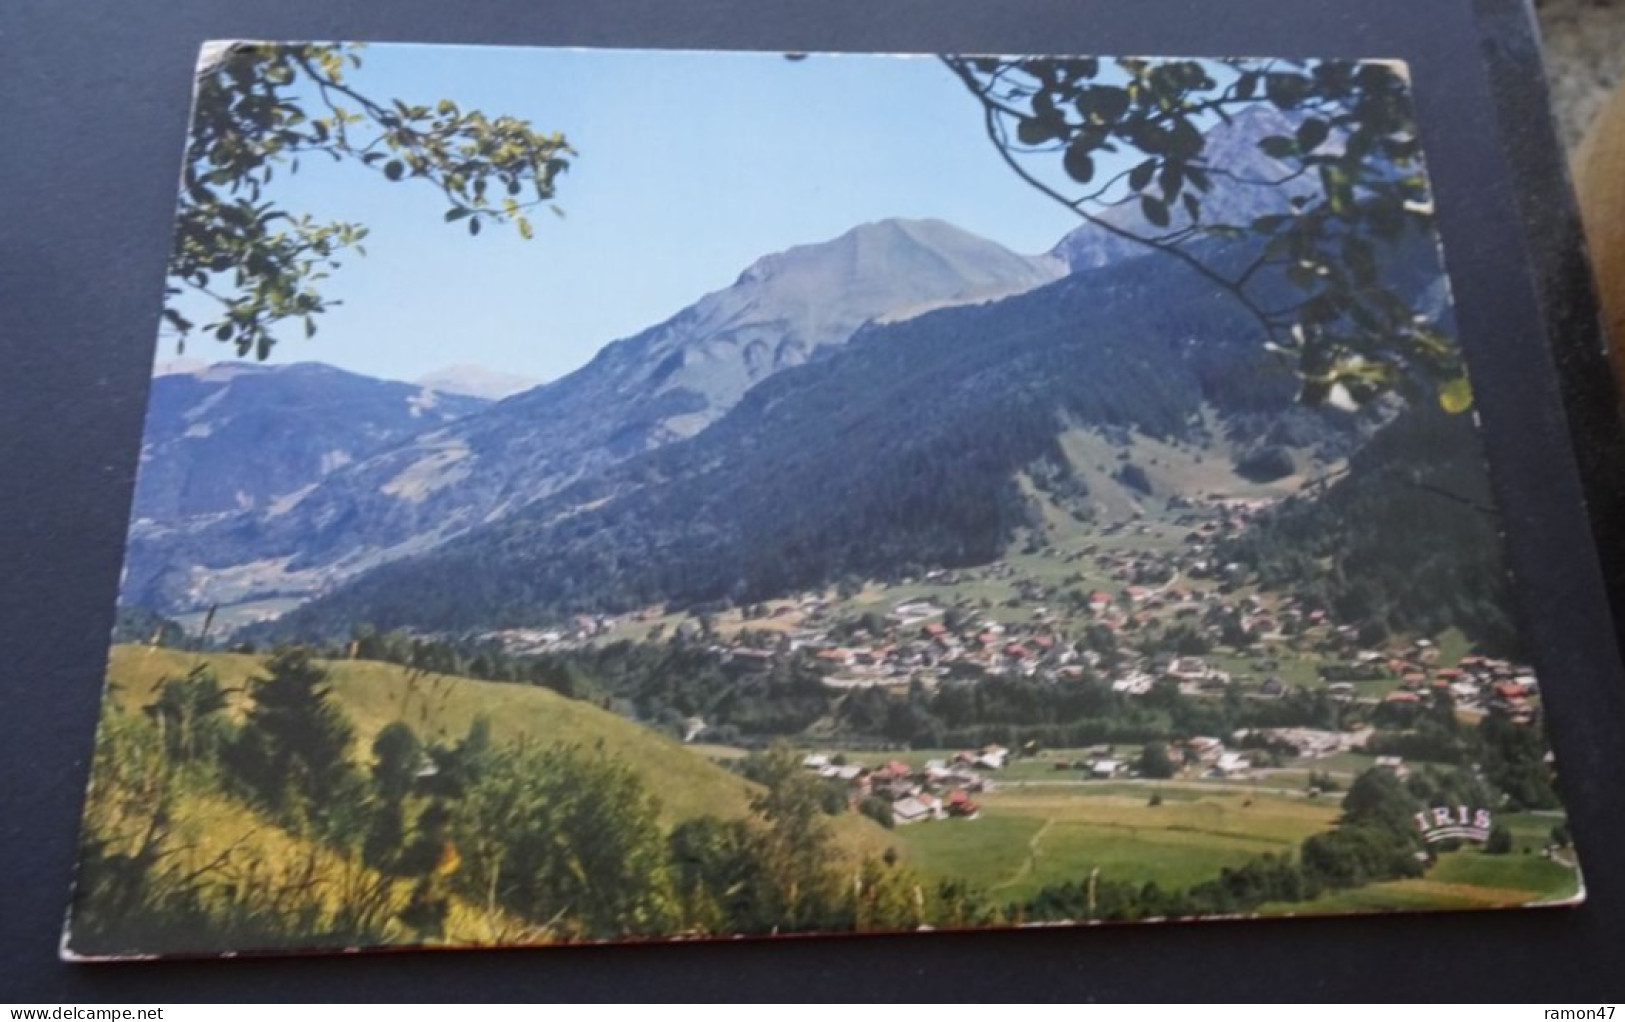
left=1573, top=80, right=1625, bottom=400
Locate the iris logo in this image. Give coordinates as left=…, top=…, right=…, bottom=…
left=1412, top=805, right=1492, bottom=844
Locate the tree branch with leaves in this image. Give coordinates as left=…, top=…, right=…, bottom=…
left=943, top=55, right=1471, bottom=412
left=166, top=42, right=574, bottom=359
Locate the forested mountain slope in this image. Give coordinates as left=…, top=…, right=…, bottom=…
left=266, top=239, right=1387, bottom=638
left=123, top=220, right=1065, bottom=615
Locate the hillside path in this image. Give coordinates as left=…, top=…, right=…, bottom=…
left=991, top=816, right=1057, bottom=892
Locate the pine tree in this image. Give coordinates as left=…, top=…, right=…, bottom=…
left=227, top=648, right=359, bottom=836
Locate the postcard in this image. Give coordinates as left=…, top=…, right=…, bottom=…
left=65, top=42, right=1583, bottom=959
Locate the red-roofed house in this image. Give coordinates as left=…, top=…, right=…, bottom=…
left=946, top=789, right=980, bottom=818
left=874, top=760, right=913, bottom=783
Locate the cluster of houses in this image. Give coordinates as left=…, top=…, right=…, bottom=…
left=800, top=748, right=1006, bottom=825
left=806, top=610, right=1079, bottom=688
left=1233, top=726, right=1370, bottom=760
left=1046, top=726, right=1370, bottom=782
left=477, top=494, right=1545, bottom=761
left=1179, top=735, right=1254, bottom=777
left=1370, top=643, right=1542, bottom=724
left=477, top=614, right=615, bottom=655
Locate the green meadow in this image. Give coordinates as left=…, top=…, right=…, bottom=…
left=1262, top=849, right=1581, bottom=916
left=892, top=785, right=1340, bottom=902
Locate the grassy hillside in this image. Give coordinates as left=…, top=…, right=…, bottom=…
left=76, top=644, right=898, bottom=955
left=106, top=644, right=881, bottom=849
left=71, top=772, right=527, bottom=955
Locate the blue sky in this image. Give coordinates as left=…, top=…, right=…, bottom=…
left=162, top=45, right=1089, bottom=384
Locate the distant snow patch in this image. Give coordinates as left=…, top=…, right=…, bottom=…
left=407, top=388, right=440, bottom=418
left=416, top=364, right=540, bottom=401
left=153, top=357, right=209, bottom=377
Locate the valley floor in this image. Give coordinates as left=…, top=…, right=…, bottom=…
left=84, top=474, right=1579, bottom=950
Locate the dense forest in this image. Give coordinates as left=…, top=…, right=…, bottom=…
left=1219, top=401, right=1522, bottom=653
left=260, top=240, right=1388, bottom=640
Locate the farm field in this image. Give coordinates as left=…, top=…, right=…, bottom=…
left=1261, top=849, right=1582, bottom=916
left=1497, top=811, right=1573, bottom=852
left=892, top=785, right=1340, bottom=902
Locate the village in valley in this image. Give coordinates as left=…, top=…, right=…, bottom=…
left=86, top=419, right=1581, bottom=948
left=91, top=410, right=1578, bottom=943
left=475, top=485, right=1552, bottom=844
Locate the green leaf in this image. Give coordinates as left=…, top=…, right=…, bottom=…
left=1259, top=136, right=1297, bottom=160
left=468, top=216, right=482, bottom=237
left=1016, top=116, right=1057, bottom=146
left=1033, top=87, right=1060, bottom=121
left=383, top=160, right=404, bottom=181
left=1296, top=118, right=1329, bottom=152
left=517, top=216, right=534, bottom=241
left=1321, top=165, right=1355, bottom=218
left=1128, top=158, right=1157, bottom=191
left=1438, top=377, right=1473, bottom=414
left=1168, top=119, right=1203, bottom=160
left=1140, top=195, right=1170, bottom=228
left=1062, top=143, right=1095, bottom=184
left=444, top=207, right=472, bottom=222
left=1265, top=72, right=1310, bottom=110
left=1158, top=162, right=1183, bottom=201
left=1081, top=85, right=1129, bottom=124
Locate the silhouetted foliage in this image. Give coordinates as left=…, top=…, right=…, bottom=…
left=224, top=648, right=363, bottom=840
